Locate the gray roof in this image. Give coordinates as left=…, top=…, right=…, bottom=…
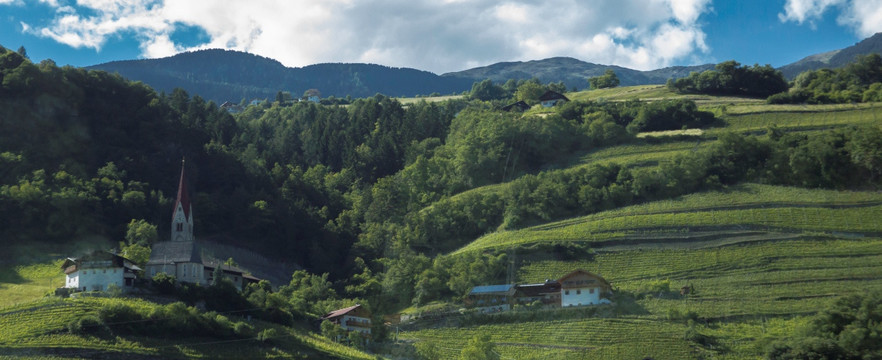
left=469, top=284, right=515, bottom=295
left=147, top=241, right=201, bottom=265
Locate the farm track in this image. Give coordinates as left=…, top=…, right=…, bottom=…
left=591, top=230, right=805, bottom=252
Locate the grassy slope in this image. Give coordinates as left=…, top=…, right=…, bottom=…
left=399, top=93, right=882, bottom=359
left=0, top=240, right=375, bottom=359
left=0, top=297, right=376, bottom=359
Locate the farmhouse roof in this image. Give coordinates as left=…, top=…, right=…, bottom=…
left=538, top=90, right=569, bottom=102
left=147, top=241, right=201, bottom=265
left=502, top=101, right=530, bottom=112
left=321, top=304, right=364, bottom=320
left=61, top=250, right=139, bottom=274
left=468, top=284, right=516, bottom=295
left=557, top=269, right=611, bottom=288
left=515, top=281, right=561, bottom=296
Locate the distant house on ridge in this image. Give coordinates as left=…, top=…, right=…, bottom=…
left=502, top=100, right=531, bottom=112
left=538, top=90, right=569, bottom=107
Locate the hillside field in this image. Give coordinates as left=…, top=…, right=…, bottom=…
left=397, top=95, right=882, bottom=359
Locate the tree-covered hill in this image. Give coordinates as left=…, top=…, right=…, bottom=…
left=87, top=49, right=475, bottom=102
left=779, top=32, right=882, bottom=79
left=441, top=56, right=714, bottom=90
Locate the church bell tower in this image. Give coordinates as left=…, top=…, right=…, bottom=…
left=171, top=159, right=194, bottom=242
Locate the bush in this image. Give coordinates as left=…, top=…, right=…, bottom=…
left=68, top=315, right=109, bottom=337
left=257, top=328, right=278, bottom=343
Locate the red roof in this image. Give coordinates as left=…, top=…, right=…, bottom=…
left=321, top=304, right=362, bottom=320
left=174, top=160, right=191, bottom=220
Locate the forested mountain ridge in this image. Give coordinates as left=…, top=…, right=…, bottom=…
left=441, top=56, right=714, bottom=89
left=779, top=32, right=882, bottom=79
left=86, top=49, right=474, bottom=102
left=87, top=50, right=716, bottom=103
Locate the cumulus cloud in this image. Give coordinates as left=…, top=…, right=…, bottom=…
left=779, top=0, right=882, bottom=37
left=18, top=0, right=715, bottom=72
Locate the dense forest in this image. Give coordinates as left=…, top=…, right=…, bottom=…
left=4, top=42, right=882, bottom=328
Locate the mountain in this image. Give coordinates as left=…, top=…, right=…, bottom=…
left=441, top=57, right=714, bottom=89
left=88, top=50, right=713, bottom=103
left=87, top=49, right=474, bottom=102
left=779, top=32, right=882, bottom=79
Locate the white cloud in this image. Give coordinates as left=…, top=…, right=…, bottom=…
left=780, top=0, right=882, bottom=37
left=22, top=0, right=715, bottom=72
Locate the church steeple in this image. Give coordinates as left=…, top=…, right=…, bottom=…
left=171, top=158, right=194, bottom=242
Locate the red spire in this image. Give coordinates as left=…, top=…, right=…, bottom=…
left=174, top=158, right=191, bottom=220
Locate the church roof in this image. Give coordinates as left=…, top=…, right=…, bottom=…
left=174, top=160, right=191, bottom=220
left=147, top=241, right=201, bottom=265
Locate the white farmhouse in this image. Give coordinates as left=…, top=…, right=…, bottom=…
left=558, top=269, right=612, bottom=307
left=62, top=250, right=140, bottom=292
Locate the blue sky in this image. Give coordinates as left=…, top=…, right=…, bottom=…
left=1, top=0, right=880, bottom=74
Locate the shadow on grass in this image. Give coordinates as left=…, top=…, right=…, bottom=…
left=0, top=266, right=27, bottom=284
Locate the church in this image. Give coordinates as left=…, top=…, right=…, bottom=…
left=145, top=161, right=258, bottom=290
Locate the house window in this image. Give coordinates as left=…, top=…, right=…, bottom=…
left=589, top=288, right=595, bottom=294
left=565, top=290, right=570, bottom=295
left=103, top=269, right=106, bottom=274
left=576, top=290, right=581, bottom=295
left=176, top=223, right=183, bottom=232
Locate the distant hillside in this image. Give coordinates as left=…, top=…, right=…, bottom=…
left=89, top=50, right=714, bottom=103
left=87, top=49, right=474, bottom=102
left=779, top=32, right=882, bottom=79
left=441, top=57, right=714, bottom=89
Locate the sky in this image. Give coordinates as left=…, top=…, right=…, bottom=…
left=0, top=0, right=880, bottom=74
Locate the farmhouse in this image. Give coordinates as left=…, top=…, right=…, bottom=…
left=559, top=269, right=612, bottom=307
left=465, top=270, right=611, bottom=311
left=62, top=250, right=140, bottom=292
left=514, top=280, right=561, bottom=307
left=321, top=304, right=372, bottom=336
left=538, top=90, right=569, bottom=107
left=464, top=284, right=516, bottom=313
left=502, top=100, right=530, bottom=112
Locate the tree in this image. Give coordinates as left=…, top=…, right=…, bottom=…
left=125, top=219, right=158, bottom=246
left=460, top=334, right=499, bottom=360
left=515, top=80, right=546, bottom=105
left=16, top=46, right=28, bottom=60
left=469, top=79, right=506, bottom=101
left=589, top=69, right=620, bottom=89
left=119, top=241, right=151, bottom=267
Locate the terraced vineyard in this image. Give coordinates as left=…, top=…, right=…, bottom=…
left=710, top=103, right=881, bottom=135
left=404, top=179, right=882, bottom=358
left=401, top=317, right=699, bottom=360
left=454, top=183, right=882, bottom=253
